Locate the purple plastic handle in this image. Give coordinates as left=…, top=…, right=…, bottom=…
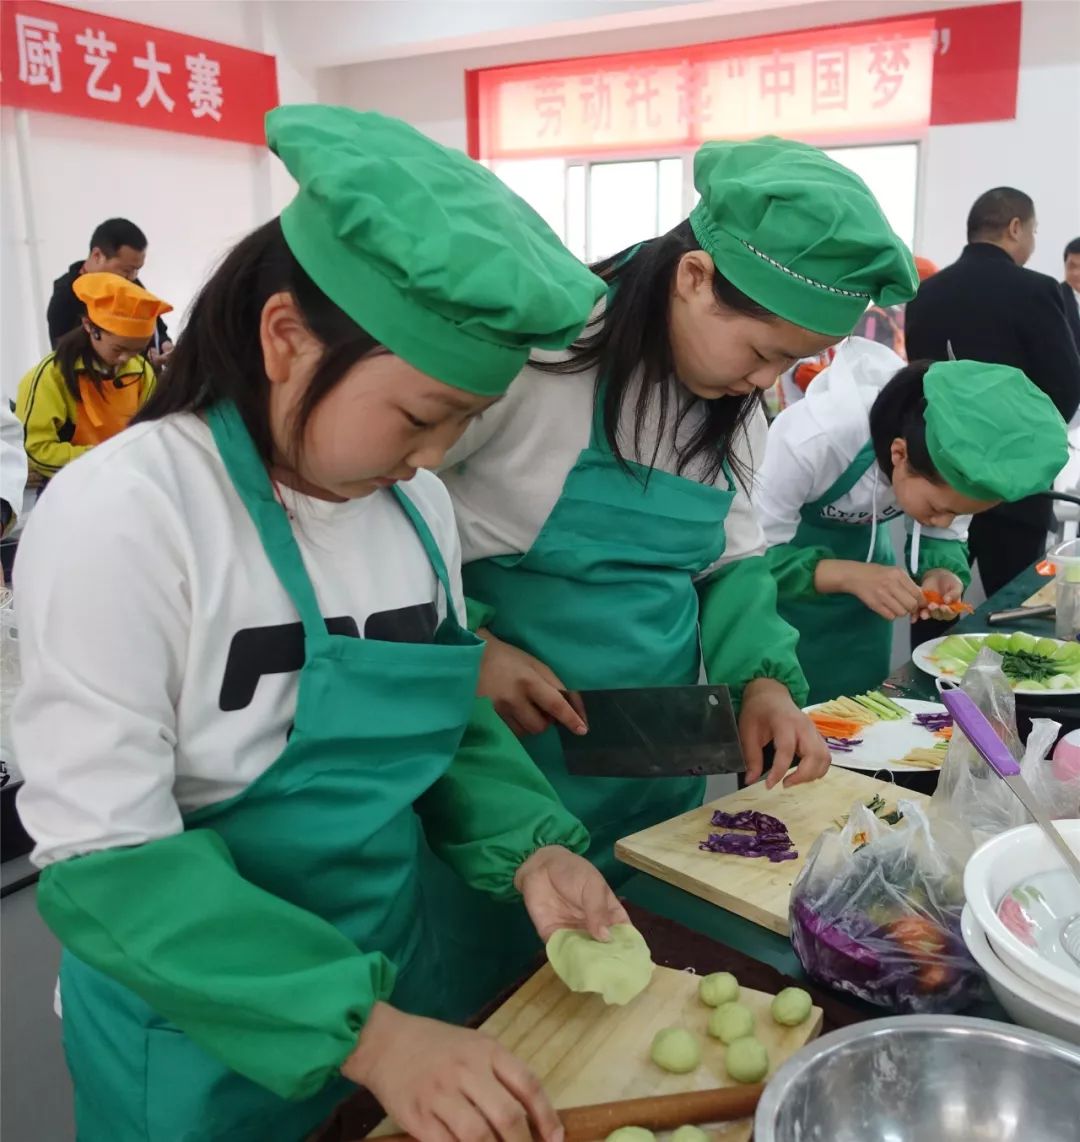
left=940, top=688, right=1021, bottom=777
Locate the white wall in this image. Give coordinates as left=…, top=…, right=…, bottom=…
left=0, top=0, right=317, bottom=401
left=329, top=0, right=1080, bottom=279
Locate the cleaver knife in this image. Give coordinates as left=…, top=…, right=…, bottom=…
left=556, top=685, right=745, bottom=779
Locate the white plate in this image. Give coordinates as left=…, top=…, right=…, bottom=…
left=961, top=905, right=1080, bottom=1045
left=912, top=633, right=1080, bottom=696
left=805, top=697, right=949, bottom=772
left=964, top=821, right=1080, bottom=1006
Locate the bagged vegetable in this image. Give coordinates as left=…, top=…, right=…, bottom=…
left=929, top=648, right=1077, bottom=842
left=790, top=799, right=984, bottom=1013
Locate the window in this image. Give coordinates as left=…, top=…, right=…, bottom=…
left=494, top=142, right=919, bottom=263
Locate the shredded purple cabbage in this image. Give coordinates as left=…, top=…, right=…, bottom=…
left=700, top=809, right=798, bottom=862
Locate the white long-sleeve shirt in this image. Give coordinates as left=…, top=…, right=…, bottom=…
left=1, top=401, right=27, bottom=529
left=441, top=351, right=769, bottom=577
left=756, top=337, right=969, bottom=565
left=14, top=413, right=464, bottom=867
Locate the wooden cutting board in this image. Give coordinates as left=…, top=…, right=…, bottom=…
left=1024, top=579, right=1056, bottom=608
left=375, top=964, right=823, bottom=1142
left=615, top=766, right=929, bottom=936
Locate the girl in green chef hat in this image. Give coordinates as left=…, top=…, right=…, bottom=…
left=441, top=137, right=916, bottom=882
left=12, top=106, right=629, bottom=1142
left=756, top=339, right=1068, bottom=704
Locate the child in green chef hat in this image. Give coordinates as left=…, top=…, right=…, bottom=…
left=757, top=341, right=1067, bottom=703
left=443, top=136, right=917, bottom=864
left=12, top=105, right=629, bottom=1142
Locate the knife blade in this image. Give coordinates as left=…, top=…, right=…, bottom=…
left=556, top=685, right=745, bottom=778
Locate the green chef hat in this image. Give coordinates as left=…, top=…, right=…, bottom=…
left=266, top=105, right=605, bottom=396
left=924, top=360, right=1068, bottom=502
left=689, top=137, right=917, bottom=337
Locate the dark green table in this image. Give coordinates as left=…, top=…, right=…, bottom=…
left=621, top=565, right=1067, bottom=1020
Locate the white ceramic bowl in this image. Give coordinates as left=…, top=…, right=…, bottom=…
left=961, top=905, right=1080, bottom=1045
left=964, top=820, right=1080, bottom=1005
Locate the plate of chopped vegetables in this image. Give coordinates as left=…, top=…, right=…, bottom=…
left=805, top=690, right=952, bottom=771
left=913, top=631, right=1080, bottom=694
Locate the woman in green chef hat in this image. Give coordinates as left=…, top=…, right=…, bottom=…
left=757, top=345, right=1068, bottom=704
left=442, top=137, right=917, bottom=882
left=13, top=106, right=629, bottom=1142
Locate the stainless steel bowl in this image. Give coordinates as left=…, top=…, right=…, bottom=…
left=754, top=1015, right=1080, bottom=1142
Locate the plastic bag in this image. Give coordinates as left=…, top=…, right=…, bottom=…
left=929, top=648, right=1076, bottom=842
left=790, top=799, right=984, bottom=1013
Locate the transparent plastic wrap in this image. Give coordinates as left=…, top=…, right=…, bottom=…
left=790, top=799, right=984, bottom=1013
left=930, top=648, right=1075, bottom=841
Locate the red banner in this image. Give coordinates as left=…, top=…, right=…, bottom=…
left=0, top=0, right=279, bottom=145
left=466, top=2, right=1021, bottom=160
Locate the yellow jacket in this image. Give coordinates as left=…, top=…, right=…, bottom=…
left=15, top=354, right=156, bottom=478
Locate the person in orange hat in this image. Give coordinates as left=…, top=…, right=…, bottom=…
left=15, top=273, right=172, bottom=479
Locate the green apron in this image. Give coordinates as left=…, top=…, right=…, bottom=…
left=58, top=401, right=485, bottom=1142
left=463, top=380, right=737, bottom=881
left=777, top=441, right=895, bottom=705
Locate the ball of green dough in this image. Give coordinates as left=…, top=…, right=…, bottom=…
left=698, top=971, right=739, bottom=1008
left=770, top=986, right=813, bottom=1027
left=649, top=1026, right=701, bottom=1074
left=706, top=1002, right=755, bottom=1044
left=725, top=1036, right=769, bottom=1083
left=605, top=1129, right=656, bottom=1142
left=671, top=1127, right=710, bottom=1142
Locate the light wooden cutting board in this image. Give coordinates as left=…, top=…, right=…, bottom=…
left=375, top=964, right=822, bottom=1142
left=1024, top=579, right=1056, bottom=608
left=615, top=766, right=929, bottom=936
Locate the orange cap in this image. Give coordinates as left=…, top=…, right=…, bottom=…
left=914, top=256, right=939, bottom=282
left=73, top=272, right=172, bottom=340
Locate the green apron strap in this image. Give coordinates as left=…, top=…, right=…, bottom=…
left=206, top=402, right=333, bottom=646
left=391, top=486, right=464, bottom=630
left=805, top=440, right=878, bottom=513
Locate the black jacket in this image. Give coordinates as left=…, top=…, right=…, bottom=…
left=1061, top=279, right=1080, bottom=357
left=905, top=242, right=1080, bottom=528
left=46, top=261, right=170, bottom=350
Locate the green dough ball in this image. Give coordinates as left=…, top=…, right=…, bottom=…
left=605, top=1129, right=655, bottom=1142
left=725, top=1036, right=769, bottom=1083
left=671, top=1128, right=710, bottom=1142
left=546, top=924, right=654, bottom=1006
left=707, top=1002, right=755, bottom=1044
left=649, top=1027, right=701, bottom=1074
left=771, top=987, right=813, bottom=1027
left=698, top=971, right=739, bottom=1007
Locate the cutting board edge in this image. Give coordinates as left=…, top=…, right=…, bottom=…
left=613, top=840, right=791, bottom=936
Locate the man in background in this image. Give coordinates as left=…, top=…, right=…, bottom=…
left=906, top=187, right=1080, bottom=601
left=1063, top=237, right=1080, bottom=352
left=46, top=218, right=172, bottom=366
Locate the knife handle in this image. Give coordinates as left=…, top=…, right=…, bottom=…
left=940, top=688, right=1020, bottom=777
left=368, top=1083, right=765, bottom=1142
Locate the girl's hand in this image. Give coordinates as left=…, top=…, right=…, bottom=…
left=514, top=846, right=629, bottom=943
left=343, top=1004, right=562, bottom=1142
left=738, top=678, right=831, bottom=789
left=918, top=569, right=966, bottom=622
left=846, top=562, right=924, bottom=620
left=476, top=630, right=587, bottom=738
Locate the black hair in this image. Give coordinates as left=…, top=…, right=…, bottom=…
left=966, top=188, right=1035, bottom=243
left=1065, top=238, right=1080, bottom=262
left=135, top=218, right=382, bottom=463
left=869, top=360, right=941, bottom=482
left=531, top=220, right=770, bottom=486
left=53, top=324, right=117, bottom=402
left=89, top=218, right=148, bottom=257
